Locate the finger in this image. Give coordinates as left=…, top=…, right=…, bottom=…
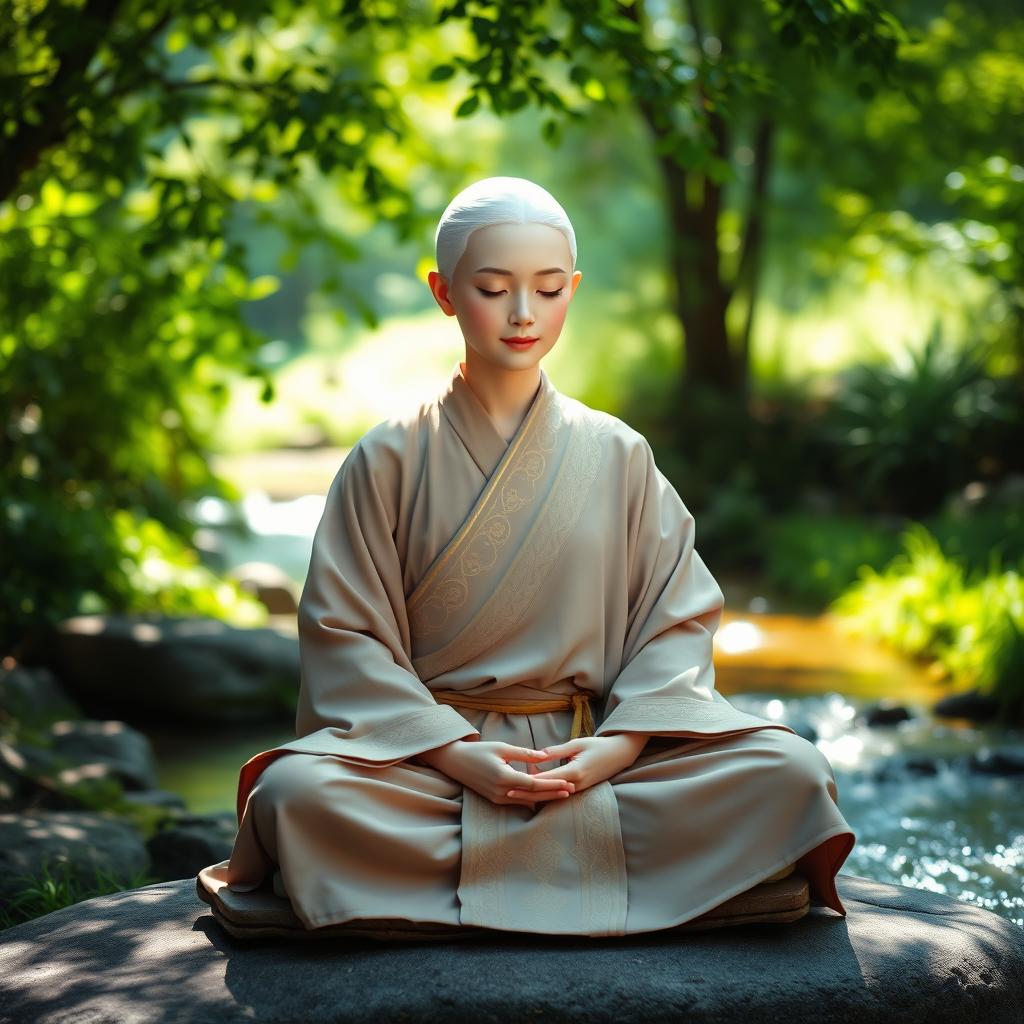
left=505, top=778, right=577, bottom=794
left=505, top=770, right=573, bottom=782
left=535, top=741, right=581, bottom=758
left=502, top=746, right=551, bottom=762
left=506, top=788, right=572, bottom=802
left=528, top=767, right=579, bottom=783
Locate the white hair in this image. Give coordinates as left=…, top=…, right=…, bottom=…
left=434, top=176, right=577, bottom=282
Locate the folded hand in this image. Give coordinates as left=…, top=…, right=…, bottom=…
left=521, top=734, right=647, bottom=798
left=417, top=739, right=577, bottom=809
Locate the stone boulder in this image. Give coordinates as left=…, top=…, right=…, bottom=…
left=0, top=874, right=1021, bottom=1023
left=229, top=561, right=300, bottom=615
left=146, top=811, right=238, bottom=881
left=0, top=663, right=82, bottom=729
left=46, top=719, right=161, bottom=792
left=0, top=810, right=150, bottom=909
left=40, top=613, right=300, bottom=725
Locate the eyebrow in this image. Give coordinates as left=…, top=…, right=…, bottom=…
left=473, top=266, right=567, bottom=276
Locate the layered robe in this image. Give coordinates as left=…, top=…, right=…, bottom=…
left=220, top=360, right=856, bottom=935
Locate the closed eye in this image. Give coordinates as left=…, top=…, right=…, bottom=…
left=477, top=288, right=564, bottom=298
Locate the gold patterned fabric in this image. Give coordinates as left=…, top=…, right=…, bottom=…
left=218, top=360, right=856, bottom=936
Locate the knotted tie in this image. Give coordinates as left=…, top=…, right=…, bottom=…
left=430, top=687, right=596, bottom=740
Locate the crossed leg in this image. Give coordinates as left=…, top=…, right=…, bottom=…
left=225, top=725, right=854, bottom=933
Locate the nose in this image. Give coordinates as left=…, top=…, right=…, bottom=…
left=510, top=289, right=535, bottom=327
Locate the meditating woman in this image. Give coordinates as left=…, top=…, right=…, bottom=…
left=211, top=175, right=856, bottom=937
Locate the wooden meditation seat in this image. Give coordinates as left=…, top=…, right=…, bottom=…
left=195, top=860, right=809, bottom=941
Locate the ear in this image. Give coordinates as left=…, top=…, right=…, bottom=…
left=428, top=270, right=456, bottom=316
left=569, top=269, right=583, bottom=298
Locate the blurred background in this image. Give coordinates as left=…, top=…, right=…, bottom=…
left=1, top=0, right=1021, bottom=931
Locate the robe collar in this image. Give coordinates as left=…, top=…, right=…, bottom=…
left=439, top=359, right=554, bottom=478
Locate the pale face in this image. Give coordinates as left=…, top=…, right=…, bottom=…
left=428, top=222, right=583, bottom=371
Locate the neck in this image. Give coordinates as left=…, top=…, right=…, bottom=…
left=460, top=351, right=542, bottom=440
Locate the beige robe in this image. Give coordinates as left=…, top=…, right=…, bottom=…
left=220, top=360, right=856, bottom=935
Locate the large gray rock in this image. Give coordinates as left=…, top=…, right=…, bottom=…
left=41, top=613, right=299, bottom=725
left=146, top=811, right=237, bottom=881
left=229, top=561, right=300, bottom=615
left=0, top=874, right=1021, bottom=1023
left=0, top=664, right=82, bottom=729
left=0, top=810, right=150, bottom=909
left=46, top=719, right=160, bottom=791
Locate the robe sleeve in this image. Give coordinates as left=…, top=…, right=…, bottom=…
left=594, top=436, right=793, bottom=740
left=291, top=436, right=481, bottom=765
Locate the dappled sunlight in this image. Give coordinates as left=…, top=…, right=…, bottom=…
left=3, top=873, right=1020, bottom=1019
left=51, top=720, right=121, bottom=737
left=2, top=3, right=1022, bottom=1017
left=716, top=607, right=948, bottom=704
left=168, top=619, right=229, bottom=637
left=816, top=732, right=866, bottom=770
left=128, top=621, right=162, bottom=643
left=69, top=615, right=106, bottom=635
left=240, top=492, right=326, bottom=537
left=20, top=817, right=88, bottom=842
left=215, top=310, right=467, bottom=452
left=715, top=619, right=762, bottom=654
left=753, top=246, right=991, bottom=383
left=0, top=885, right=233, bottom=1016
left=57, top=762, right=109, bottom=785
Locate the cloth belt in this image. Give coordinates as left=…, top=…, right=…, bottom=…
left=430, top=687, right=596, bottom=741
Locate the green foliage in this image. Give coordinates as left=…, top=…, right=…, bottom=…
left=801, top=4, right=1024, bottom=349
left=433, top=0, right=905, bottom=183
left=698, top=466, right=773, bottom=570
left=637, top=321, right=1022, bottom=536
left=830, top=522, right=1024, bottom=720
left=627, top=313, right=1019, bottom=530
left=0, top=858, right=160, bottom=931
left=943, top=155, right=1024, bottom=293
left=51, top=774, right=128, bottom=814
left=926, top=477, right=1024, bottom=572
left=819, top=324, right=1021, bottom=516
left=0, top=0, right=1013, bottom=672
left=745, top=475, right=1024, bottom=608
left=1, top=482, right=267, bottom=659
left=106, top=511, right=266, bottom=621
left=761, top=513, right=906, bottom=607
left=1, top=0, right=444, bottom=658
left=763, top=0, right=905, bottom=79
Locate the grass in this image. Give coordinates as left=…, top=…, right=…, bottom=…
left=0, top=858, right=161, bottom=931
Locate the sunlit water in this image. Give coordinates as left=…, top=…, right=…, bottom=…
left=727, top=691, right=1024, bottom=930
left=158, top=487, right=1023, bottom=929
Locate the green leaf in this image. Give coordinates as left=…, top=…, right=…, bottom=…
left=247, top=275, right=280, bottom=300
left=64, top=193, right=102, bottom=216
left=780, top=22, right=801, bottom=47
left=166, top=29, right=188, bottom=53
left=40, top=180, right=65, bottom=216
